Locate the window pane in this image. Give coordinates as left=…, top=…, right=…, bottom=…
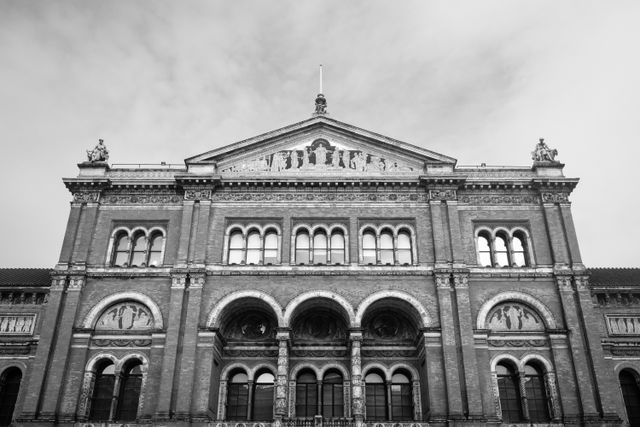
left=313, top=232, right=327, bottom=264
left=396, top=232, right=412, bottom=265
left=227, top=383, right=249, bottom=420
left=0, top=368, right=21, bottom=426
left=362, top=231, right=377, bottom=264
left=89, top=364, right=115, bottom=421
left=246, top=232, right=261, bottom=265
left=497, top=364, right=523, bottom=422
left=116, top=363, right=142, bottom=421
left=147, top=234, right=163, bottom=267
left=621, top=370, right=640, bottom=426
left=296, top=232, right=310, bottom=265
left=524, top=365, right=550, bottom=422
left=512, top=235, right=527, bottom=267
left=365, top=383, right=387, bottom=420
left=228, top=232, right=245, bottom=264
left=477, top=235, right=492, bottom=267
left=113, top=234, right=130, bottom=267
left=264, top=232, right=278, bottom=264
left=323, top=372, right=344, bottom=418
left=130, top=234, right=147, bottom=267
left=330, top=232, right=345, bottom=265
left=494, top=236, right=509, bottom=267
left=253, top=373, right=274, bottom=421
left=380, top=231, right=394, bottom=265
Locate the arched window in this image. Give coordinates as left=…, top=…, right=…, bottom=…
left=362, top=231, right=377, bottom=265
left=147, top=232, right=164, bottom=267
left=496, top=363, right=523, bottom=422
left=365, top=371, right=387, bottom=421
left=296, top=371, right=317, bottom=417
left=246, top=231, right=261, bottom=265
left=116, top=361, right=143, bottom=421
left=228, top=231, right=245, bottom=265
left=511, top=232, right=528, bottom=267
left=379, top=230, right=394, bottom=265
left=0, top=367, right=22, bottom=426
left=620, top=370, right=640, bottom=426
left=264, top=230, right=279, bottom=265
left=322, top=370, right=344, bottom=418
left=227, top=372, right=249, bottom=420
left=524, top=364, right=550, bottom=422
left=89, top=362, right=115, bottom=421
left=494, top=234, right=509, bottom=267
left=113, top=232, right=130, bottom=267
left=390, top=372, right=413, bottom=420
left=477, top=232, right=492, bottom=267
left=396, top=231, right=412, bottom=265
left=130, top=233, right=147, bottom=267
left=296, top=231, right=311, bottom=265
left=313, top=231, right=328, bottom=264
left=252, top=372, right=275, bottom=421
left=330, top=231, right=345, bottom=265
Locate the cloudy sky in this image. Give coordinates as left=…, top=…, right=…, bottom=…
left=1, top=1, right=639, bottom=268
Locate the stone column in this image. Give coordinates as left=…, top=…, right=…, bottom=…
left=350, top=331, right=364, bottom=427
left=155, top=273, right=187, bottom=419
left=544, top=371, right=562, bottom=422
left=412, top=379, right=423, bottom=421
left=489, top=370, right=501, bottom=421
left=274, top=330, right=291, bottom=426
left=518, top=369, right=530, bottom=422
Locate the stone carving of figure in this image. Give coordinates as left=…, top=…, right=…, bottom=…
left=314, top=94, right=327, bottom=114
left=366, top=156, right=385, bottom=172
left=331, top=150, right=341, bottom=168
left=86, top=139, right=109, bottom=162
left=351, top=152, right=367, bottom=172
left=341, top=151, right=350, bottom=169
left=0, top=317, right=8, bottom=332
left=271, top=152, right=286, bottom=172
left=302, top=148, right=310, bottom=168
left=313, top=144, right=328, bottom=167
left=288, top=151, right=297, bottom=169
left=531, top=138, right=558, bottom=162
left=8, top=317, right=16, bottom=332
left=609, top=317, right=619, bottom=334
left=23, top=316, right=33, bottom=332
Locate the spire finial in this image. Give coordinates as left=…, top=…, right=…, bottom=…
left=313, top=64, right=328, bottom=116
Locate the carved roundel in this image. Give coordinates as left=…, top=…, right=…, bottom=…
left=95, top=302, right=154, bottom=331
left=487, top=303, right=544, bottom=331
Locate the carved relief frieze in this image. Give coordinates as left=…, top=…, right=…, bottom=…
left=459, top=193, right=539, bottom=205
left=428, top=189, right=457, bottom=201
left=211, top=191, right=427, bottom=203
left=184, top=189, right=212, bottom=201
left=0, top=314, right=36, bottom=335
left=486, top=303, right=544, bottom=331
left=487, top=339, right=547, bottom=347
left=0, top=291, right=47, bottom=305
left=73, top=191, right=101, bottom=203
left=103, top=189, right=182, bottom=205
left=593, top=292, right=640, bottom=307
left=541, top=192, right=570, bottom=203
left=95, top=302, right=153, bottom=331
left=606, top=315, right=640, bottom=336
left=92, top=338, right=152, bottom=347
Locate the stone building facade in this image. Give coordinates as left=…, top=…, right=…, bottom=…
left=2, top=101, right=640, bottom=426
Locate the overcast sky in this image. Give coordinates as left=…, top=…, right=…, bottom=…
left=1, top=1, right=639, bottom=268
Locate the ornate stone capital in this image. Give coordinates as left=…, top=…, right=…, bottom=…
left=50, top=277, right=66, bottom=291
left=435, top=274, right=451, bottom=289
left=453, top=274, right=469, bottom=288
left=171, top=275, right=187, bottom=289
left=189, top=275, right=206, bottom=289
left=574, top=276, right=589, bottom=291
left=429, top=189, right=457, bottom=201
left=555, top=275, right=572, bottom=291
left=67, top=276, right=85, bottom=291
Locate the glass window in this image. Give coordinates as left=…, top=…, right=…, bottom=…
left=246, top=231, right=261, bottom=265
left=496, top=363, right=523, bottom=423
left=391, top=372, right=413, bottom=421
left=322, top=371, right=344, bottom=418
left=227, top=372, right=249, bottom=420
left=477, top=234, right=492, bottom=267
left=116, top=363, right=142, bottom=421
left=494, top=235, right=509, bottom=267
left=253, top=372, right=275, bottom=421
left=147, top=233, right=164, bottom=267
left=0, top=367, right=22, bottom=426
left=511, top=233, right=527, bottom=267
left=130, top=234, right=147, bottom=267
left=228, top=231, right=245, bottom=265
left=113, top=233, right=130, bottom=267
left=362, top=231, right=377, bottom=265
left=620, top=370, right=640, bottom=426
left=89, top=363, right=115, bottom=421
left=524, top=364, right=550, bottom=422
left=296, top=371, right=317, bottom=417
left=396, top=231, right=412, bottom=265
left=330, top=231, right=345, bottom=265
left=379, top=231, right=394, bottom=265
left=263, top=231, right=279, bottom=265
left=365, top=372, right=387, bottom=421
left=313, top=231, right=328, bottom=264
left=296, top=231, right=311, bottom=265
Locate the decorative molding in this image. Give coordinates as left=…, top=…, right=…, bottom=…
left=606, top=315, right=640, bottom=336
left=428, top=189, right=457, bottom=201
left=73, top=191, right=101, bottom=203
left=67, top=277, right=84, bottom=290
left=541, top=192, right=569, bottom=203
left=460, top=194, right=539, bottom=205
left=103, top=192, right=181, bottom=205
left=435, top=274, right=451, bottom=289
left=92, top=338, right=152, bottom=347
left=223, top=349, right=278, bottom=358
left=556, top=276, right=572, bottom=290
left=0, top=314, right=36, bottom=335
left=453, top=274, right=468, bottom=289
left=290, top=349, right=347, bottom=357
left=593, top=292, right=640, bottom=307
left=184, top=189, right=212, bottom=201
left=0, top=291, right=47, bottom=305
left=211, top=192, right=426, bottom=203
left=487, top=339, right=547, bottom=347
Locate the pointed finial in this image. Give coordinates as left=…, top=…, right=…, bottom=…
left=319, top=64, right=323, bottom=94
left=313, top=64, right=328, bottom=116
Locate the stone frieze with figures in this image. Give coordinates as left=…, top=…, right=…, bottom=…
left=212, top=191, right=428, bottom=203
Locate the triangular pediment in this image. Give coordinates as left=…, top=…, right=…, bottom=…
left=186, top=116, right=456, bottom=177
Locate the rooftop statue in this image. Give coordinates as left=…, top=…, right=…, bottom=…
left=531, top=138, right=558, bottom=162
left=314, top=93, right=327, bottom=115
left=86, top=139, right=109, bottom=162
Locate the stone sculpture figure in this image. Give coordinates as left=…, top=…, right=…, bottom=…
left=531, top=138, right=558, bottom=162
left=301, top=148, right=310, bottom=168
left=86, top=139, right=109, bottom=162
left=314, top=144, right=328, bottom=167
left=331, top=150, right=341, bottom=168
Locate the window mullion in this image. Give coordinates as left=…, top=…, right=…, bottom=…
left=393, top=234, right=399, bottom=265
left=489, top=237, right=497, bottom=267
left=110, top=373, right=123, bottom=421
left=247, top=380, right=254, bottom=420
left=386, top=381, right=392, bottom=421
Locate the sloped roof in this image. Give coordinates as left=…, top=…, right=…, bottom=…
left=589, top=268, right=640, bottom=288
left=0, top=269, right=50, bottom=286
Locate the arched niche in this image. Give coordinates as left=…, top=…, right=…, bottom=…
left=207, top=291, right=285, bottom=329
left=288, top=296, right=351, bottom=344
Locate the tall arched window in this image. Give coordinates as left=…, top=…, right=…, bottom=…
left=330, top=231, right=345, bottom=265
left=620, top=369, right=640, bottom=426
left=365, top=371, right=387, bottom=421
left=0, top=367, right=22, bottom=426
left=147, top=232, right=164, bottom=267
left=264, top=231, right=279, bottom=265
left=246, top=231, right=261, bottom=265
left=322, top=370, right=344, bottom=418
left=379, top=230, right=394, bottom=265
left=524, top=364, right=550, bottom=422
left=496, top=363, right=523, bottom=423
left=362, top=231, right=377, bottom=265
left=477, top=232, right=492, bottom=267
left=113, top=232, right=130, bottom=267
left=89, top=362, right=116, bottom=421
left=313, top=231, right=328, bottom=264
left=296, top=371, right=317, bottom=417
left=130, top=233, right=147, bottom=267
left=252, top=372, right=275, bottom=421
left=511, top=232, right=528, bottom=267
left=116, top=361, right=143, bottom=421
left=227, top=372, right=249, bottom=420
left=390, top=372, right=413, bottom=420
left=296, top=231, right=311, bottom=265
left=396, top=231, right=412, bottom=265
left=228, top=231, right=245, bottom=265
